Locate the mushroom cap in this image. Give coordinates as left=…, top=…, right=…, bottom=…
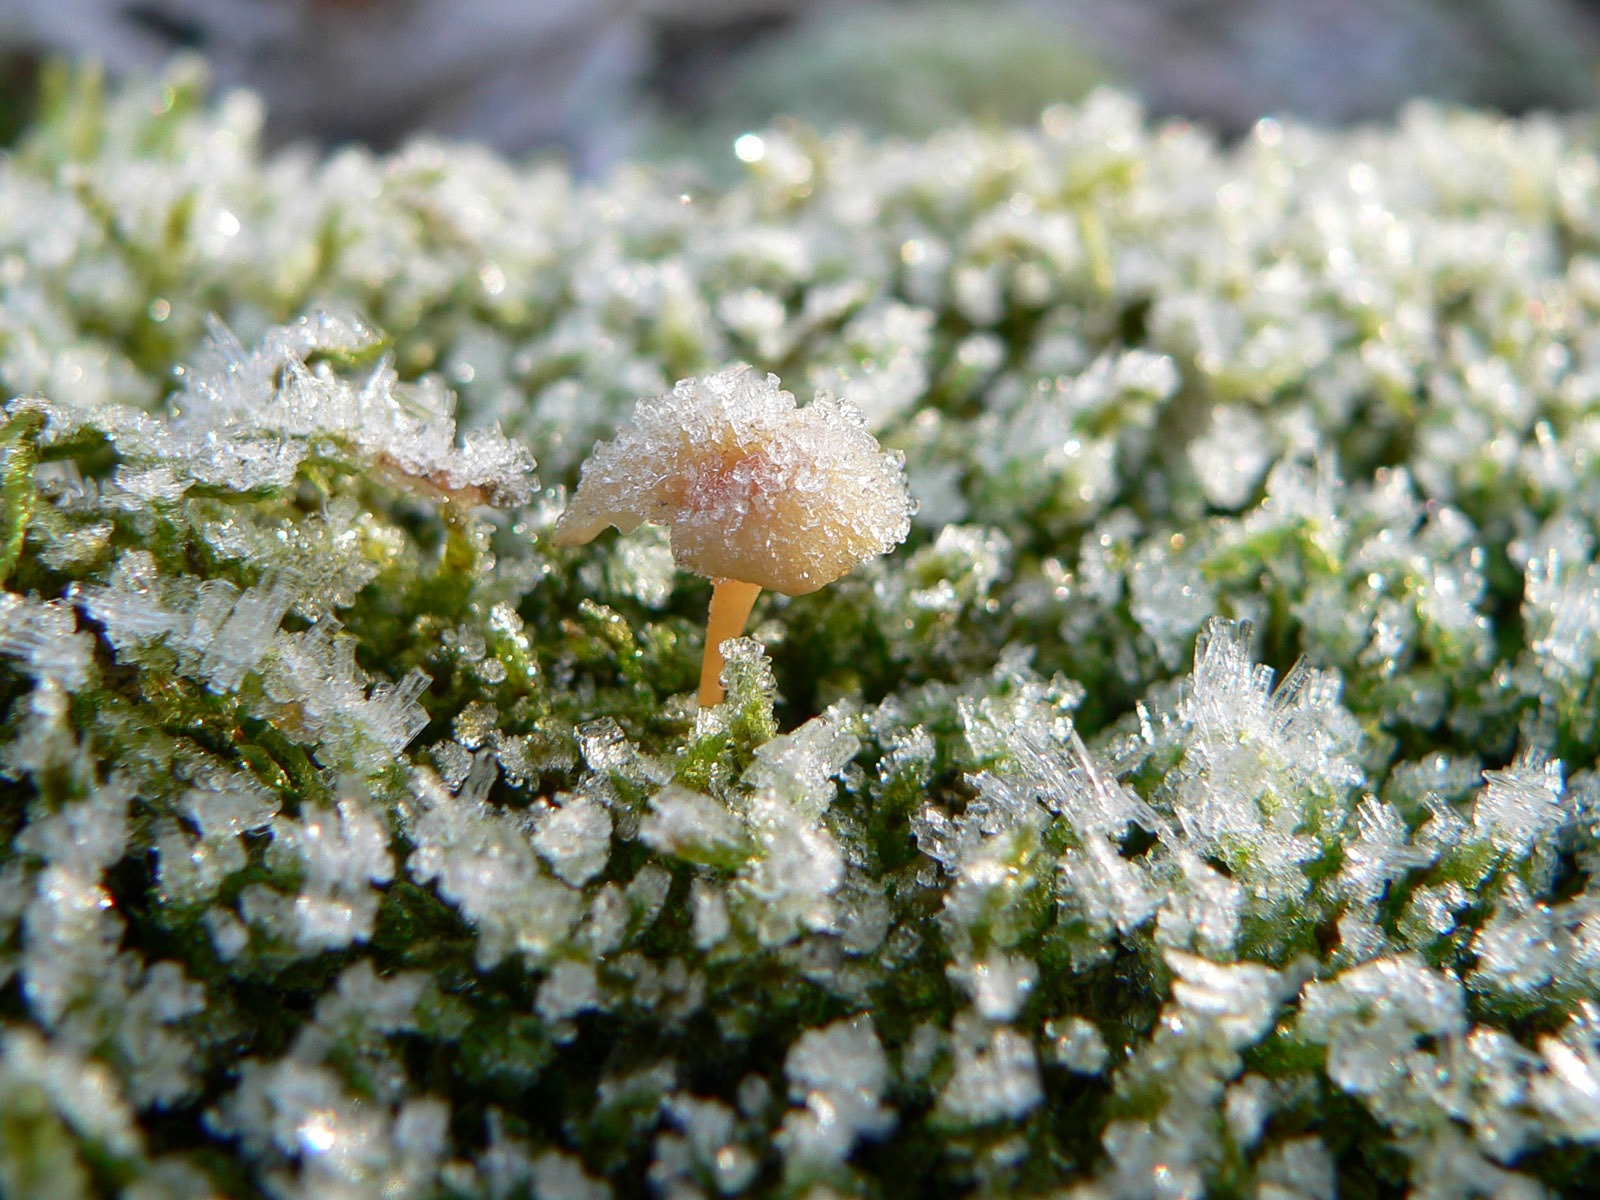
left=552, top=367, right=912, bottom=596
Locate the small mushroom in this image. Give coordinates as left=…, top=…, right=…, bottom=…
left=553, top=366, right=913, bottom=706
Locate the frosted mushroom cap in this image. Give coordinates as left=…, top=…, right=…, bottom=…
left=552, top=367, right=913, bottom=596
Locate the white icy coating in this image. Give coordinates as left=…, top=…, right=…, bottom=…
left=1128, top=540, right=1217, bottom=669
left=0, top=591, right=94, bottom=691
left=873, top=523, right=1015, bottom=665
left=404, top=769, right=585, bottom=969
left=641, top=782, right=752, bottom=867
left=1256, top=1138, right=1337, bottom=1200
left=13, top=67, right=1600, bottom=1199
left=1470, top=874, right=1600, bottom=1002
left=262, top=620, right=433, bottom=769
left=197, top=496, right=389, bottom=619
left=937, top=1017, right=1044, bottom=1127
left=954, top=951, right=1039, bottom=1023
left=210, top=963, right=443, bottom=1200
left=74, top=550, right=431, bottom=770
left=690, top=878, right=732, bottom=950
left=1472, top=750, right=1567, bottom=860
left=21, top=311, right=536, bottom=506
left=777, top=1015, right=894, bottom=1170
left=265, top=793, right=395, bottom=951
left=653, top=1093, right=760, bottom=1197
left=974, top=348, right=1177, bottom=529
left=1046, top=1015, right=1108, bottom=1074
left=1298, top=956, right=1468, bottom=1128
left=1163, top=617, right=1363, bottom=906
left=537, top=960, right=600, bottom=1023
left=743, top=704, right=861, bottom=819
left=531, top=1149, right=613, bottom=1200
left=734, top=709, right=857, bottom=945
left=1532, top=1003, right=1600, bottom=1141
left=216, top=1059, right=448, bottom=1200
left=1073, top=953, right=1305, bottom=1199
left=0, top=1028, right=143, bottom=1163
left=75, top=553, right=293, bottom=693
left=532, top=791, right=614, bottom=886
left=13, top=772, right=211, bottom=1110
left=806, top=299, right=935, bottom=428
left=553, top=366, right=912, bottom=595
left=1520, top=513, right=1600, bottom=702
left=1224, top=1073, right=1272, bottom=1148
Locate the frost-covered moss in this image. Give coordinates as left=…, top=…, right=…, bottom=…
left=7, top=61, right=1600, bottom=1198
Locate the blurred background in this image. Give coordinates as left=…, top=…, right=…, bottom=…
left=2, top=0, right=1600, bottom=168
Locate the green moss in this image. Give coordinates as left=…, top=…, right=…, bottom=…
left=6, top=61, right=1600, bottom=1200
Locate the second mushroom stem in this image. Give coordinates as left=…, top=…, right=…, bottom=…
left=699, top=578, right=764, bottom=708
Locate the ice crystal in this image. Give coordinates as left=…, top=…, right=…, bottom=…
left=1045, top=1015, right=1108, bottom=1074
left=1474, top=750, right=1567, bottom=861
left=262, top=620, right=432, bottom=766
left=0, top=592, right=93, bottom=691
left=1, top=1029, right=143, bottom=1163
left=937, top=1019, right=1044, bottom=1127
left=530, top=1150, right=612, bottom=1200
left=531, top=792, right=614, bottom=887
left=11, top=62, right=1600, bottom=1199
left=1298, top=955, right=1468, bottom=1122
left=267, top=794, right=394, bottom=951
left=640, top=783, right=751, bottom=868
left=405, top=772, right=583, bottom=969
left=778, top=1016, right=894, bottom=1169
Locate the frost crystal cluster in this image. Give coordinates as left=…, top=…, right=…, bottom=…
left=8, top=65, right=1600, bottom=1198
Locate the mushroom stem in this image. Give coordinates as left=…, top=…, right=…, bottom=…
left=699, top=578, right=764, bottom=708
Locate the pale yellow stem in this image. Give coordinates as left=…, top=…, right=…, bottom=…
left=698, top=578, right=763, bottom=708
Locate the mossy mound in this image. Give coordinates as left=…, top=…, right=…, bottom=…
left=5, top=63, right=1600, bottom=1198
